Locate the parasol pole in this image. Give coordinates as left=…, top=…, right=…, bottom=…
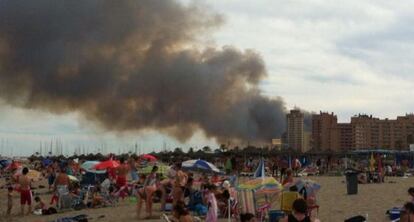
left=228, top=198, right=231, bottom=222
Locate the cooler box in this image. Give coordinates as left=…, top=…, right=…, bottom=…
left=269, top=210, right=285, bottom=222
left=387, top=208, right=401, bottom=220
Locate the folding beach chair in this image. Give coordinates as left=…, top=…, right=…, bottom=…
left=280, top=191, right=299, bottom=213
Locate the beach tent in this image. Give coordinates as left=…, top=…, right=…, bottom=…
left=182, top=159, right=221, bottom=173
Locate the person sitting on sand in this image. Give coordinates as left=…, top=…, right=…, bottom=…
left=240, top=213, right=256, bottom=222
left=34, top=196, right=46, bottom=211
left=282, top=169, right=294, bottom=186
left=91, top=187, right=104, bottom=208
left=170, top=200, right=193, bottom=222
left=401, top=202, right=414, bottom=222
left=18, top=167, right=32, bottom=215
left=280, top=198, right=311, bottom=222
left=408, top=187, right=414, bottom=204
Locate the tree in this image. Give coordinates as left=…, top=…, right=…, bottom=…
left=202, top=146, right=211, bottom=153
left=188, top=147, right=194, bottom=154
left=174, top=147, right=183, bottom=154
left=220, top=144, right=228, bottom=152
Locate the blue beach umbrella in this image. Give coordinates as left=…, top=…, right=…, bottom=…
left=182, top=159, right=221, bottom=173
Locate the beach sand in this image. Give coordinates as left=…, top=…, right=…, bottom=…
left=1, top=176, right=411, bottom=222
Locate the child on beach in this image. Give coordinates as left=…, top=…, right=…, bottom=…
left=7, top=186, right=13, bottom=215
left=205, top=184, right=218, bottom=222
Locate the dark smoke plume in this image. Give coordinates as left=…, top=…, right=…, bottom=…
left=0, top=0, right=293, bottom=143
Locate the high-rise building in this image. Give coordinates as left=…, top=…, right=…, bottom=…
left=312, top=112, right=414, bottom=151
left=287, top=109, right=304, bottom=152
left=311, top=112, right=341, bottom=151
left=351, top=114, right=414, bottom=149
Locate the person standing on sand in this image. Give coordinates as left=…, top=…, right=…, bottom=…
left=7, top=186, right=13, bottom=215
left=129, top=156, right=139, bottom=181
left=18, top=167, right=32, bottom=215
left=282, top=169, right=294, bottom=186
left=160, top=163, right=177, bottom=211
left=116, top=157, right=129, bottom=189
left=137, top=165, right=158, bottom=219
left=54, top=167, right=70, bottom=209
left=47, top=164, right=56, bottom=192
left=172, top=162, right=188, bottom=206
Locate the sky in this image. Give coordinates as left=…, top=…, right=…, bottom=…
left=1, top=0, right=414, bottom=155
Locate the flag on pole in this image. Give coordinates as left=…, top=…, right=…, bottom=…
left=254, top=158, right=265, bottom=178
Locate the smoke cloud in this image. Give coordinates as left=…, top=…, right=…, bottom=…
left=0, top=0, right=293, bottom=144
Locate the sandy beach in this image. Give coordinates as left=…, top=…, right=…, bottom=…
left=0, top=176, right=411, bottom=222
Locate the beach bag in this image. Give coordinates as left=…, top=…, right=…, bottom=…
left=72, top=214, right=88, bottom=222
left=195, top=203, right=208, bottom=216
left=73, top=202, right=86, bottom=211
left=386, top=207, right=402, bottom=220
left=344, top=215, right=366, bottom=222
left=43, top=207, right=57, bottom=215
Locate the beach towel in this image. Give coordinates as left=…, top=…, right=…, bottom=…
left=239, top=190, right=255, bottom=214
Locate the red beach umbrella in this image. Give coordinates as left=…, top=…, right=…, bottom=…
left=5, top=161, right=22, bottom=171
left=94, top=159, right=120, bottom=170
left=140, top=154, right=157, bottom=162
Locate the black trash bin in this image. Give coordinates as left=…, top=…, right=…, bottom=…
left=345, top=169, right=358, bottom=195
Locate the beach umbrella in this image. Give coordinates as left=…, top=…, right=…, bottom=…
left=182, top=159, right=221, bottom=173
left=81, top=161, right=106, bottom=174
left=94, top=159, right=120, bottom=170
left=5, top=161, right=22, bottom=171
left=42, top=159, right=53, bottom=167
left=14, top=169, right=42, bottom=181
left=290, top=178, right=321, bottom=195
left=140, top=164, right=170, bottom=175
left=0, top=159, right=11, bottom=169
left=238, top=177, right=283, bottom=194
left=140, top=154, right=157, bottom=162
left=253, top=158, right=265, bottom=178
left=68, top=175, right=79, bottom=182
